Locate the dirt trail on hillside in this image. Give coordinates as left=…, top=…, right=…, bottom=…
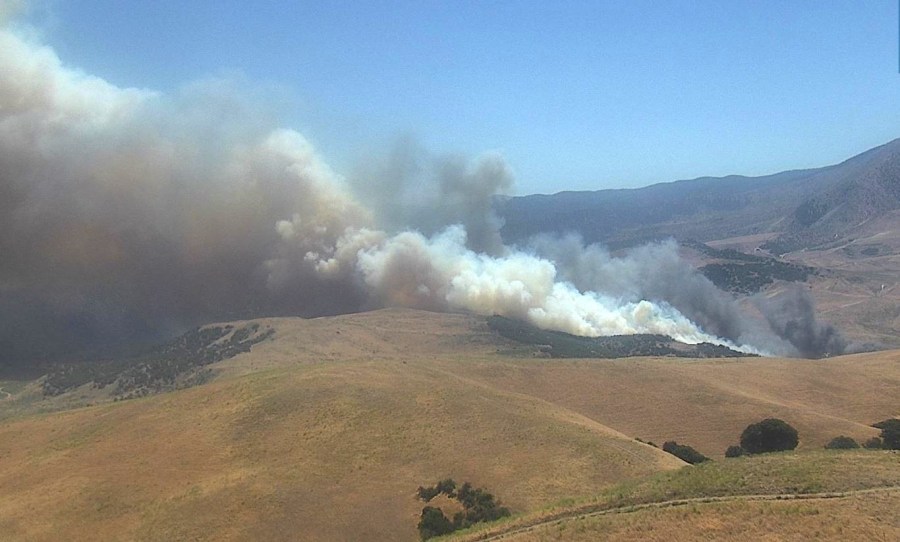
left=462, top=486, right=900, bottom=542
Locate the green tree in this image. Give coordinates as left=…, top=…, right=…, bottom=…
left=418, top=506, right=454, bottom=540
left=873, top=419, right=900, bottom=450
left=739, top=418, right=799, bottom=454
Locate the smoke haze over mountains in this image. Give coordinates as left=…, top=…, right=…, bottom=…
left=0, top=22, right=849, bottom=365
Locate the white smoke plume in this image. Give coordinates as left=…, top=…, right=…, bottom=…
left=0, top=20, right=834, bottom=364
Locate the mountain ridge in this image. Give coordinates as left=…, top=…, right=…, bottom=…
left=498, top=138, right=900, bottom=251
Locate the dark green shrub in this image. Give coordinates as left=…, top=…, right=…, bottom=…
left=418, top=506, right=454, bottom=540
left=436, top=478, right=457, bottom=497
left=739, top=418, right=799, bottom=454
left=863, top=437, right=883, bottom=449
left=725, top=445, right=744, bottom=458
left=416, top=485, right=440, bottom=502
left=454, top=482, right=510, bottom=527
left=872, top=419, right=900, bottom=450
left=824, top=436, right=859, bottom=449
left=662, top=441, right=710, bottom=464
left=417, top=478, right=457, bottom=502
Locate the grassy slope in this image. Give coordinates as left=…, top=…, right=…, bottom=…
left=0, top=357, right=681, bottom=541
left=495, top=493, right=900, bottom=541
left=440, top=351, right=899, bottom=458
left=452, top=450, right=900, bottom=541
left=0, top=308, right=898, bottom=541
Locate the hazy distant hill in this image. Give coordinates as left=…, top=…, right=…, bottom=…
left=498, top=138, right=900, bottom=252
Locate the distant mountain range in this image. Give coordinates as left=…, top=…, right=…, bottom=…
left=498, top=138, right=900, bottom=253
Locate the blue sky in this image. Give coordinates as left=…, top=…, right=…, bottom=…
left=17, top=0, right=900, bottom=195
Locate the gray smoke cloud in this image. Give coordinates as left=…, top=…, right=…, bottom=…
left=527, top=234, right=852, bottom=358
left=755, top=286, right=848, bottom=358
left=526, top=235, right=795, bottom=354
left=0, top=21, right=848, bottom=366
left=349, top=136, right=513, bottom=255
left=0, top=26, right=374, bottom=361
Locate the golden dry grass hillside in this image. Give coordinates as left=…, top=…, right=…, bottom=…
left=0, top=308, right=898, bottom=541
left=453, top=450, right=900, bottom=542
left=496, top=492, right=900, bottom=542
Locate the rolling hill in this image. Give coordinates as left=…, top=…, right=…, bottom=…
left=0, top=308, right=897, bottom=541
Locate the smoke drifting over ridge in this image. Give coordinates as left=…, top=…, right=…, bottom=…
left=0, top=23, right=846, bottom=364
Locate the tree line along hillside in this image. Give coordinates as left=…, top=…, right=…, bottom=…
left=42, top=322, right=274, bottom=399
left=488, top=315, right=748, bottom=358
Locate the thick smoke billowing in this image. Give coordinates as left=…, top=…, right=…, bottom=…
left=527, top=236, right=792, bottom=354
left=0, top=22, right=848, bottom=365
left=526, top=236, right=850, bottom=357
left=349, top=137, right=513, bottom=255
left=755, top=287, right=848, bottom=358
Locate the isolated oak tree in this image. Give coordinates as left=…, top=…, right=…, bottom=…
left=739, top=418, right=798, bottom=454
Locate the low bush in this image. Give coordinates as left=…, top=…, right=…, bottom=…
left=662, top=441, right=710, bottom=464
left=824, top=436, right=859, bottom=450
left=863, top=437, right=883, bottom=449
left=725, top=445, right=744, bottom=458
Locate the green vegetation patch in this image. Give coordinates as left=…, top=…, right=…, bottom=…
left=684, top=240, right=816, bottom=294
left=42, top=323, right=274, bottom=398
left=700, top=261, right=814, bottom=294
left=487, top=316, right=747, bottom=358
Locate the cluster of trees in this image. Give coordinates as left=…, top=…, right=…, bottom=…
left=651, top=417, right=899, bottom=462
left=416, top=479, right=510, bottom=540
left=824, top=419, right=900, bottom=451
left=651, top=418, right=800, bottom=462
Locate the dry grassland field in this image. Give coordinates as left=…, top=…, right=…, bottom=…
left=0, top=309, right=898, bottom=541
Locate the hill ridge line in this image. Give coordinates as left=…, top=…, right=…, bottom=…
left=457, top=485, right=900, bottom=541
left=427, top=366, right=683, bottom=469
left=668, top=366, right=881, bottom=432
